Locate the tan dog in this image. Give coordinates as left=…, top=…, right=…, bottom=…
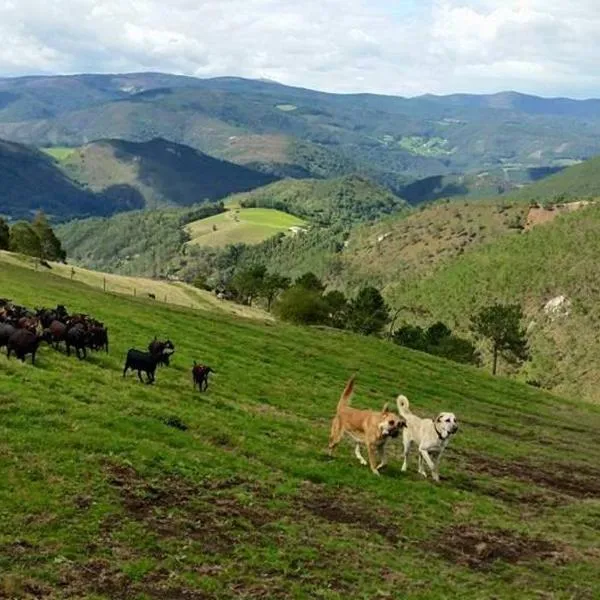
left=328, top=375, right=406, bottom=475
left=396, top=395, right=458, bottom=482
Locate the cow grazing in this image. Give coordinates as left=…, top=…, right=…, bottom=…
left=6, top=329, right=49, bottom=364
left=192, top=362, right=214, bottom=392
left=123, top=349, right=169, bottom=384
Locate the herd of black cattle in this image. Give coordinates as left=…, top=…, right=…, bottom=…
left=0, top=299, right=214, bottom=391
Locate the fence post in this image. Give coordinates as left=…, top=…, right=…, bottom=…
left=103, top=277, right=106, bottom=292
left=134, top=288, right=136, bottom=297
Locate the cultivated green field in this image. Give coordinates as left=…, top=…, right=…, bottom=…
left=41, top=146, right=76, bottom=162
left=1, top=261, right=600, bottom=598
left=186, top=207, right=306, bottom=248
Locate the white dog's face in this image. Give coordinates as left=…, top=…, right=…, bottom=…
left=436, top=412, right=459, bottom=437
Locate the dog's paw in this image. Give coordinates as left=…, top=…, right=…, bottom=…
left=419, top=471, right=428, bottom=479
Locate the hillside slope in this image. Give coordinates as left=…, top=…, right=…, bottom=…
left=57, top=138, right=276, bottom=208
left=231, top=175, right=408, bottom=225
left=1, top=260, right=600, bottom=598
left=387, top=203, right=600, bottom=401
left=507, top=155, right=600, bottom=204
left=0, top=139, right=135, bottom=220
left=3, top=74, right=600, bottom=183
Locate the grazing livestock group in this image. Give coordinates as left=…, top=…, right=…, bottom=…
left=1, top=299, right=214, bottom=392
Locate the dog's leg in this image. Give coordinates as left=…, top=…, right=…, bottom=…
left=419, top=448, right=438, bottom=481
left=327, top=417, right=343, bottom=456
left=367, top=444, right=381, bottom=476
left=401, top=435, right=411, bottom=472
left=375, top=444, right=388, bottom=471
left=354, top=444, right=368, bottom=466
left=417, top=454, right=427, bottom=478
left=432, top=448, right=446, bottom=481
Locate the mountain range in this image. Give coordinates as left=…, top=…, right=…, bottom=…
left=2, top=73, right=600, bottom=194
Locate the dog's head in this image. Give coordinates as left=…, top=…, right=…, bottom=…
left=435, top=412, right=459, bottom=438
left=378, top=403, right=407, bottom=439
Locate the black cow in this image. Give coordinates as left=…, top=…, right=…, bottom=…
left=66, top=323, right=90, bottom=360
left=148, top=338, right=175, bottom=366
left=0, top=323, right=16, bottom=351
left=46, top=320, right=67, bottom=350
left=192, top=362, right=214, bottom=392
left=123, top=349, right=169, bottom=384
left=89, top=326, right=109, bottom=353
left=6, top=329, right=49, bottom=364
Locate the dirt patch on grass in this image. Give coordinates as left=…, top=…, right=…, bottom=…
left=104, top=462, right=274, bottom=555
left=457, top=450, right=600, bottom=498
left=429, top=525, right=567, bottom=569
left=57, top=560, right=218, bottom=600
left=298, top=483, right=404, bottom=544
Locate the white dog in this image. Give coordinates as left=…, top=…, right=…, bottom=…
left=396, top=395, right=458, bottom=482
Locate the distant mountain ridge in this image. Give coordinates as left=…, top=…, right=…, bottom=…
left=1, top=72, right=600, bottom=189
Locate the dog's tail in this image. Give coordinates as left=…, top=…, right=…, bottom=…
left=337, top=375, right=356, bottom=411
left=396, top=394, right=411, bottom=418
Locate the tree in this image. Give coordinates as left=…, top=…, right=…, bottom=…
left=323, top=290, right=349, bottom=329
left=31, top=211, right=66, bottom=261
left=0, top=218, right=9, bottom=250
left=262, top=273, right=291, bottom=312
left=295, top=272, right=325, bottom=292
left=348, top=286, right=390, bottom=336
left=231, top=264, right=267, bottom=306
left=471, top=303, right=529, bottom=375
left=275, top=285, right=328, bottom=325
left=9, top=221, right=42, bottom=258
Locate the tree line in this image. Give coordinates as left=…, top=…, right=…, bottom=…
left=208, top=265, right=529, bottom=375
left=0, top=212, right=66, bottom=262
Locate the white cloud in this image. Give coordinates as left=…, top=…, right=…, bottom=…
left=0, top=0, right=599, bottom=97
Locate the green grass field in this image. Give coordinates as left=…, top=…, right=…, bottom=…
left=186, top=207, right=306, bottom=248
left=1, top=260, right=600, bottom=598
left=41, top=146, right=77, bottom=162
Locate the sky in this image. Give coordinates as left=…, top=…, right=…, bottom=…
left=0, top=0, right=599, bottom=98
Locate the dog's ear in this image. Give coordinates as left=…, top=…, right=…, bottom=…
left=435, top=413, right=444, bottom=422
left=381, top=402, right=390, bottom=413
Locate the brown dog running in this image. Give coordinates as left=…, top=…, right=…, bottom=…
left=328, top=375, right=406, bottom=475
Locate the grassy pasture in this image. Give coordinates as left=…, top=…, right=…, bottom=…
left=185, top=207, right=306, bottom=248
left=40, top=146, right=77, bottom=162
left=0, top=260, right=599, bottom=598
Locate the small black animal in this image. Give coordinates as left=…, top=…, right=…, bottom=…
left=123, top=349, right=169, bottom=384
left=192, top=362, right=214, bottom=392
left=0, top=323, right=16, bottom=351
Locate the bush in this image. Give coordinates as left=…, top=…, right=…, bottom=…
left=275, top=285, right=329, bottom=325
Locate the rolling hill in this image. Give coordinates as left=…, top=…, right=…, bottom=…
left=230, top=175, right=408, bottom=226
left=52, top=138, right=277, bottom=209
left=384, top=202, right=600, bottom=401
left=185, top=207, right=306, bottom=248
left=507, top=155, right=600, bottom=204
left=2, top=73, right=600, bottom=186
left=57, top=176, right=407, bottom=278
left=1, top=256, right=600, bottom=598
left=0, top=139, right=137, bottom=221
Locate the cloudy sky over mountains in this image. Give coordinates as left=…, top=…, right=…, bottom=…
left=1, top=0, right=599, bottom=98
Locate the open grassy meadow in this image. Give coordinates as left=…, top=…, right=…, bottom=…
left=1, top=259, right=600, bottom=598
left=185, top=208, right=306, bottom=248
left=40, top=147, right=77, bottom=162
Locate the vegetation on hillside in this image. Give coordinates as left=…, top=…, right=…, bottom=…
left=1, top=253, right=600, bottom=598
left=233, top=175, right=408, bottom=226
left=58, top=138, right=276, bottom=209
left=0, top=139, right=126, bottom=221
left=387, top=203, right=600, bottom=401
left=6, top=212, right=65, bottom=261
left=507, top=155, right=600, bottom=204
left=3, top=74, right=599, bottom=187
